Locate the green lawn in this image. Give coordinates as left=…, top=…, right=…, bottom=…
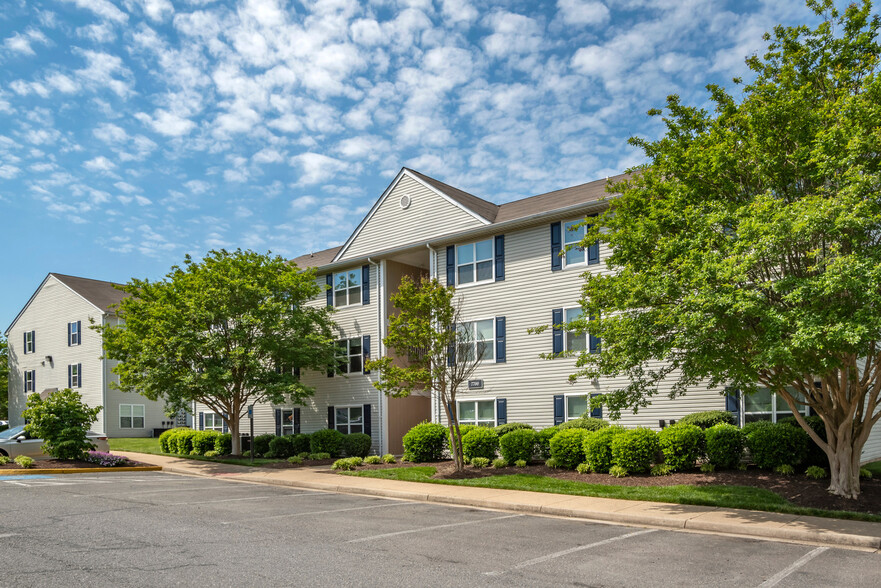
left=108, top=437, right=283, bottom=467
left=346, top=466, right=881, bottom=523
left=864, top=461, right=881, bottom=477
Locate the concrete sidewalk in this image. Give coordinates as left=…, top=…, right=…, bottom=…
left=115, top=451, right=881, bottom=552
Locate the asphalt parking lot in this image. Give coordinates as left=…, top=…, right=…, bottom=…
left=0, top=472, right=879, bottom=587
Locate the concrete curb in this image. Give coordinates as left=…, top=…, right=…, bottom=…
left=0, top=466, right=162, bottom=475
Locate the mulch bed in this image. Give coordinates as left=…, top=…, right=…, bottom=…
left=355, top=460, right=881, bottom=515
left=253, top=458, right=337, bottom=469
left=0, top=458, right=153, bottom=470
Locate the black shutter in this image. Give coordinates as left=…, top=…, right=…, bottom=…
left=198, top=412, right=204, bottom=431
left=68, top=365, right=72, bottom=389
left=363, top=404, right=372, bottom=437
left=68, top=322, right=72, bottom=346
left=327, top=405, right=335, bottom=430
left=552, top=308, right=564, bottom=356
left=446, top=245, right=456, bottom=286
left=294, top=366, right=301, bottom=378
left=222, top=413, right=229, bottom=433
left=294, top=408, right=301, bottom=434
left=275, top=409, right=282, bottom=436
left=496, top=398, right=507, bottom=425
left=362, top=265, right=370, bottom=305
left=32, top=331, right=35, bottom=352
left=76, top=321, right=81, bottom=344
left=23, top=331, right=27, bottom=353
left=362, top=335, right=371, bottom=374
left=725, top=389, right=740, bottom=414
left=495, top=316, right=506, bottom=363
left=494, top=235, right=505, bottom=281
left=326, top=274, right=333, bottom=307
left=447, top=324, right=455, bottom=366
left=78, top=363, right=82, bottom=388
left=589, top=315, right=601, bottom=354
left=590, top=393, right=602, bottom=419
left=553, top=395, right=564, bottom=426
left=551, top=222, right=562, bottom=271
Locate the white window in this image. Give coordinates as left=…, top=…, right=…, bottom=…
left=24, top=330, right=35, bottom=354
left=744, top=387, right=810, bottom=423
left=69, top=364, right=81, bottom=388
left=333, top=270, right=361, bottom=307
left=335, top=406, right=363, bottom=434
left=563, top=218, right=599, bottom=268
left=457, top=319, right=494, bottom=362
left=336, top=338, right=363, bottom=374
left=120, top=404, right=145, bottom=429
left=68, top=321, right=81, bottom=346
left=456, top=239, right=493, bottom=285
left=281, top=409, right=295, bottom=435
left=204, top=413, right=224, bottom=432
left=24, top=370, right=35, bottom=392
left=564, top=308, right=586, bottom=352
left=566, top=395, right=589, bottom=420
left=458, top=400, right=495, bottom=427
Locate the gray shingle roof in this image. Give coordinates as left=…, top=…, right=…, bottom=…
left=50, top=273, right=127, bottom=313
left=290, top=246, right=343, bottom=270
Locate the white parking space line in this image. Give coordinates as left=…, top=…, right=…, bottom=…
left=221, top=501, right=410, bottom=525
left=0, top=534, right=18, bottom=539
left=348, top=514, right=523, bottom=543
left=91, top=485, right=233, bottom=496
left=485, top=529, right=659, bottom=576
left=757, top=547, right=829, bottom=588
left=165, top=493, right=313, bottom=506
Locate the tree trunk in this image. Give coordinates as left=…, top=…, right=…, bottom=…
left=231, top=418, right=241, bottom=456
left=826, top=442, right=861, bottom=500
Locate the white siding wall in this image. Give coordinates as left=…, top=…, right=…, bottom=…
left=340, top=174, right=486, bottom=261
left=438, top=220, right=729, bottom=431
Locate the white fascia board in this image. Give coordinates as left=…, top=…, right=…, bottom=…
left=4, top=274, right=106, bottom=336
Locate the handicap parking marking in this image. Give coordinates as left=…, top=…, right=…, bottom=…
left=0, top=475, right=55, bottom=481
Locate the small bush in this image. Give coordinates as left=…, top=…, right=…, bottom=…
left=448, top=424, right=477, bottom=452
left=158, top=428, right=178, bottom=453
left=651, top=463, right=673, bottom=476
left=582, top=426, right=626, bottom=473
left=364, top=455, right=382, bottom=464
left=252, top=434, right=276, bottom=457
left=550, top=429, right=590, bottom=469
left=192, top=431, right=220, bottom=455
left=0, top=456, right=10, bottom=465
left=608, top=465, right=628, bottom=478
left=297, top=451, right=310, bottom=459
left=514, top=459, right=527, bottom=468
left=494, top=422, right=533, bottom=437
left=242, top=450, right=251, bottom=458
left=778, top=415, right=828, bottom=468
left=492, top=458, right=508, bottom=469
left=291, top=434, right=311, bottom=455
left=21, top=388, right=101, bottom=460
left=171, top=429, right=199, bottom=455
left=545, top=457, right=559, bottom=468
left=557, top=417, right=610, bottom=432
left=381, top=454, right=396, bottom=464
left=470, top=457, right=490, bottom=468
left=700, top=462, right=716, bottom=473
left=309, top=429, right=345, bottom=457
left=534, top=426, right=559, bottom=459
left=742, top=420, right=775, bottom=437
left=462, top=427, right=500, bottom=461
left=860, top=468, right=873, bottom=479
left=269, top=435, right=297, bottom=459
left=83, top=451, right=132, bottom=467
left=746, top=422, right=809, bottom=470
left=288, top=456, right=304, bottom=465
left=805, top=465, right=828, bottom=479
left=14, top=455, right=34, bottom=468
left=576, top=462, right=591, bottom=474
left=403, top=421, right=448, bottom=462
left=332, top=458, right=359, bottom=471
left=308, top=452, right=331, bottom=460
left=214, top=433, right=232, bottom=455
left=343, top=433, right=373, bottom=458
left=775, top=464, right=795, bottom=475
left=499, top=429, right=536, bottom=464
left=704, top=423, right=745, bottom=469
left=658, top=424, right=704, bottom=471
left=203, top=450, right=220, bottom=458
left=349, top=456, right=364, bottom=466
left=678, top=410, right=735, bottom=429
left=611, top=428, right=659, bottom=474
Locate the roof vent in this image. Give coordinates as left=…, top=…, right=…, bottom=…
left=400, top=194, right=412, bottom=210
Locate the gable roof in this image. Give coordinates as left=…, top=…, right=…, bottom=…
left=291, top=246, right=343, bottom=270
left=404, top=168, right=500, bottom=223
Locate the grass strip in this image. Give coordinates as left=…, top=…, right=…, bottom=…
left=346, top=466, right=881, bottom=523
left=108, top=437, right=282, bottom=467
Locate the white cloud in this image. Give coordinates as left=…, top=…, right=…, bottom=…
left=74, top=49, right=135, bottom=98
left=77, top=23, right=117, bottom=43
left=185, top=179, right=212, bottom=194
left=94, top=123, right=128, bottom=144
left=114, top=181, right=140, bottom=193
left=253, top=148, right=285, bottom=164
left=4, top=29, right=50, bottom=55
left=557, top=0, right=610, bottom=26
left=129, top=0, right=175, bottom=22
left=45, top=73, right=79, bottom=94
left=440, top=0, right=479, bottom=25
left=290, top=195, right=317, bottom=210
left=134, top=195, right=152, bottom=206
left=62, top=0, right=128, bottom=24
left=0, top=164, right=20, bottom=179
left=83, top=156, right=116, bottom=172
left=235, top=205, right=253, bottom=219
left=290, top=152, right=350, bottom=185
left=482, top=12, right=543, bottom=58
left=135, top=109, right=197, bottom=136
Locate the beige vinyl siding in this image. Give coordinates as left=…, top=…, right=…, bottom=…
left=437, top=221, right=729, bottom=431
left=340, top=174, right=486, bottom=261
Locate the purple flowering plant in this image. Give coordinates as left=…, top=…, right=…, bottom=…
left=83, top=451, right=132, bottom=467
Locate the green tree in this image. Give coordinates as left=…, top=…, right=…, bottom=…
left=98, top=249, right=338, bottom=455
left=0, top=336, right=8, bottom=421
left=22, top=389, right=101, bottom=460
left=366, top=277, right=487, bottom=472
left=573, top=0, right=881, bottom=499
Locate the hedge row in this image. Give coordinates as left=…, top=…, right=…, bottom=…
left=158, top=427, right=373, bottom=458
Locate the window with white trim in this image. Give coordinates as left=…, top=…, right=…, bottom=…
left=24, top=330, right=35, bottom=354
left=457, top=319, right=494, bottom=362
left=563, top=219, right=587, bottom=266
left=24, top=370, right=35, bottom=392
left=333, top=270, right=361, bottom=307
left=566, top=395, right=589, bottom=421
left=564, top=308, right=586, bottom=352
left=456, top=239, right=493, bottom=285
left=744, top=387, right=810, bottom=423
left=120, top=404, right=145, bottom=429
left=335, top=406, right=363, bottom=434
left=281, top=409, right=295, bottom=436
left=336, top=338, right=363, bottom=374
left=69, top=364, right=81, bottom=388
left=69, top=321, right=81, bottom=346
left=204, top=413, right=224, bottom=432
left=458, top=400, right=495, bottom=427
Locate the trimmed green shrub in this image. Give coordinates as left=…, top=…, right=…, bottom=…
left=309, top=429, right=345, bottom=457
left=494, top=422, right=533, bottom=436
left=778, top=415, right=828, bottom=468
left=582, top=426, right=626, bottom=473
left=192, top=431, right=220, bottom=455
left=746, top=422, right=808, bottom=470
left=775, top=464, right=795, bottom=475
left=805, top=465, right=827, bottom=479
left=448, top=424, right=477, bottom=452
left=545, top=457, right=559, bottom=468
left=297, top=451, right=310, bottom=459
left=203, top=450, right=219, bottom=458
left=658, top=424, right=704, bottom=471
left=704, top=423, right=745, bottom=469
left=253, top=434, right=276, bottom=457
left=611, top=428, right=659, bottom=474
left=14, top=455, right=34, bottom=468
left=700, top=462, right=716, bottom=473
left=514, top=459, right=527, bottom=468
left=332, top=457, right=360, bottom=471
left=288, top=456, right=304, bottom=464
left=308, top=452, right=331, bottom=460
left=470, top=457, right=490, bottom=468
left=462, top=427, right=500, bottom=461
left=0, top=456, right=10, bottom=465
left=343, top=433, right=372, bottom=458
left=860, top=468, right=873, bottom=479
left=242, top=450, right=251, bottom=458
left=609, top=465, right=628, bottom=477
left=214, top=433, right=232, bottom=455
left=651, top=463, right=673, bottom=476
left=158, top=428, right=180, bottom=453
left=499, top=428, right=536, bottom=464
left=492, top=458, right=508, bottom=469
left=291, top=434, right=311, bottom=456
left=576, top=463, right=591, bottom=474
left=678, top=410, right=735, bottom=429
left=557, top=417, right=609, bottom=432
left=535, top=426, right=559, bottom=459
left=549, top=428, right=589, bottom=469
left=269, top=435, right=297, bottom=459
left=381, top=454, right=396, bottom=464
left=170, top=429, right=199, bottom=455
left=364, top=455, right=382, bottom=464
left=403, top=422, right=448, bottom=462
left=21, top=388, right=102, bottom=460
left=742, top=419, right=775, bottom=437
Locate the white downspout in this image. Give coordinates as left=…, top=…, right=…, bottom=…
left=426, top=243, right=439, bottom=424
left=367, top=257, right=384, bottom=454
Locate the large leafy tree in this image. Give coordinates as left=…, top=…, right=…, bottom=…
left=22, top=389, right=101, bottom=460
left=99, top=249, right=338, bottom=455
left=366, top=277, right=487, bottom=472
left=0, top=336, right=8, bottom=421
left=574, top=0, right=881, bottom=499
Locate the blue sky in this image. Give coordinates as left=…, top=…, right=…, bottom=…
left=1, top=0, right=831, bottom=330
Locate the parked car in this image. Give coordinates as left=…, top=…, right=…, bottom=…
left=0, top=426, right=110, bottom=459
